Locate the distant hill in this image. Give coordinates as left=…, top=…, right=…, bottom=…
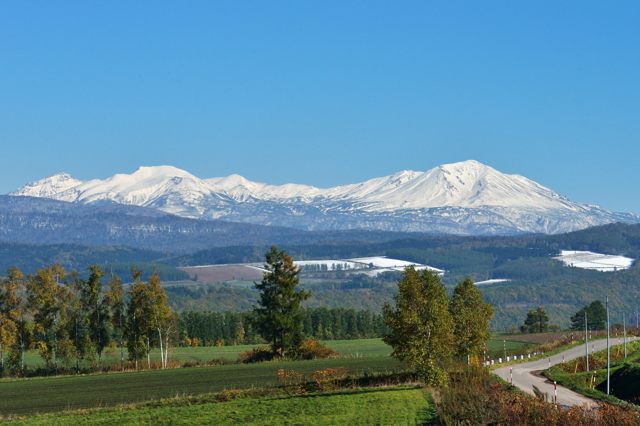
left=0, top=240, right=175, bottom=279
left=166, top=223, right=640, bottom=330
left=1, top=218, right=639, bottom=331
left=0, top=195, right=422, bottom=254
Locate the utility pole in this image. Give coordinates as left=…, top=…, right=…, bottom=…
left=585, top=310, right=589, bottom=372
left=606, top=296, right=611, bottom=395
left=623, top=313, right=627, bottom=359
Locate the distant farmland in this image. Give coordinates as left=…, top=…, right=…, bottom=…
left=180, top=264, right=266, bottom=283
left=180, top=256, right=444, bottom=284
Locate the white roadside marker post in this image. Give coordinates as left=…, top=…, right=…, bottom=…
left=510, top=367, right=513, bottom=385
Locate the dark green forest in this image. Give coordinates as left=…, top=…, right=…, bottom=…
left=178, top=308, right=387, bottom=346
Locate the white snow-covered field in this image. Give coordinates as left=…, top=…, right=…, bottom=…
left=348, top=256, right=444, bottom=277
left=185, top=256, right=445, bottom=281
left=348, top=256, right=431, bottom=269
left=294, top=260, right=365, bottom=270
left=294, top=256, right=444, bottom=277
left=553, top=250, right=634, bottom=272
left=358, top=265, right=444, bottom=277
left=474, top=279, right=512, bottom=286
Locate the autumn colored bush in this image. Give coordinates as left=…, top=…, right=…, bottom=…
left=311, top=367, right=348, bottom=391
left=297, top=338, right=338, bottom=360
left=276, top=368, right=307, bottom=395
left=216, top=388, right=242, bottom=402
left=435, top=367, right=640, bottom=425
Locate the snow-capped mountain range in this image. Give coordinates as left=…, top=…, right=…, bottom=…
left=11, top=160, right=638, bottom=235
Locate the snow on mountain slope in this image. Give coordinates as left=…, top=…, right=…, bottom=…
left=205, top=174, right=323, bottom=201
left=16, top=173, right=83, bottom=200
left=13, top=166, right=234, bottom=218
left=321, top=160, right=571, bottom=211
left=11, top=160, right=639, bottom=235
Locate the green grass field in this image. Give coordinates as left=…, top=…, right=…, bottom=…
left=1, top=336, right=535, bottom=416
left=18, top=339, right=393, bottom=368
left=0, top=356, right=404, bottom=416
left=19, top=337, right=529, bottom=368
left=7, top=387, right=433, bottom=425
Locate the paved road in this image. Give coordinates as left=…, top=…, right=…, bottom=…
left=493, top=337, right=637, bottom=408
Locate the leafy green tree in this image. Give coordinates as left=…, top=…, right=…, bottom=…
left=383, top=267, right=454, bottom=386
left=66, top=278, right=92, bottom=371
left=449, top=278, right=494, bottom=363
left=521, top=307, right=549, bottom=333
left=125, top=269, right=151, bottom=369
left=147, top=273, right=175, bottom=368
left=253, top=246, right=310, bottom=357
left=104, top=273, right=125, bottom=366
left=570, top=301, right=606, bottom=330
left=0, top=270, right=20, bottom=371
left=80, top=266, right=110, bottom=362
left=27, top=266, right=65, bottom=368
left=3, top=267, right=30, bottom=372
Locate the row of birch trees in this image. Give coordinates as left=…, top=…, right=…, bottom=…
left=0, top=264, right=175, bottom=374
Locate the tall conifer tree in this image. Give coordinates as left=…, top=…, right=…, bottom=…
left=253, top=246, right=309, bottom=357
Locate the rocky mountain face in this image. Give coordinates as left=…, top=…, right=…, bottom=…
left=12, top=160, right=639, bottom=235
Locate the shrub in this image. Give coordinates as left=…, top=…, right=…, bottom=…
left=238, top=346, right=276, bottom=364
left=297, top=339, right=338, bottom=360
left=311, top=367, right=347, bottom=391
left=435, top=367, right=640, bottom=425
left=276, top=369, right=307, bottom=395
left=216, top=388, right=242, bottom=402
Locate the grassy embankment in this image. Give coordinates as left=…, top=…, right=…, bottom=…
left=545, top=340, right=640, bottom=406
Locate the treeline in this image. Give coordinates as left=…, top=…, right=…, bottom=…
left=0, top=265, right=175, bottom=375
left=179, top=308, right=386, bottom=346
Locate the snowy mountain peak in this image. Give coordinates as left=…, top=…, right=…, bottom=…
left=439, top=159, right=486, bottom=171
left=131, top=165, right=194, bottom=179
left=13, top=172, right=83, bottom=199
left=10, top=161, right=638, bottom=235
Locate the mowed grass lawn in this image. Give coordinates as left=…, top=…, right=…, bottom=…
left=7, top=387, right=433, bottom=426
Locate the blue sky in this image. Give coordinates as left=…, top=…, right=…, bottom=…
left=1, top=1, right=638, bottom=212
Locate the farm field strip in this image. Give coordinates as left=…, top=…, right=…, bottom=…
left=6, top=386, right=433, bottom=425
left=180, top=256, right=445, bottom=283
left=0, top=357, right=405, bottom=415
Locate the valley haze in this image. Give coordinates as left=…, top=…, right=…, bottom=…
left=12, top=160, right=638, bottom=236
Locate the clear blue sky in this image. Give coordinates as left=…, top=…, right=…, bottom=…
left=1, top=1, right=638, bottom=212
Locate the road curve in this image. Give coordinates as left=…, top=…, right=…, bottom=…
left=493, top=337, right=637, bottom=408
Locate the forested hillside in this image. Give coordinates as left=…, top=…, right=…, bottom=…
left=1, top=223, right=638, bottom=330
